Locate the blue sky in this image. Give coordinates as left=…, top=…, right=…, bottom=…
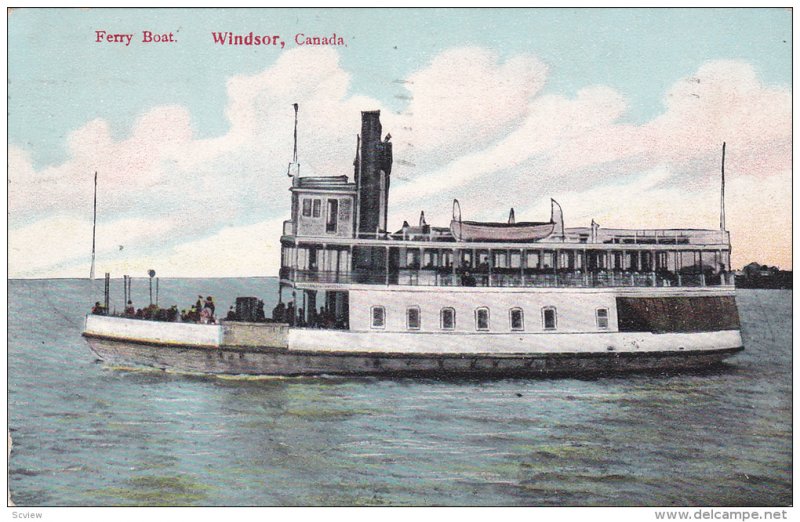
left=8, top=8, right=793, bottom=277
left=10, top=8, right=790, bottom=169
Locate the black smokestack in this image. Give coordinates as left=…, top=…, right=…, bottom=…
left=357, top=110, right=392, bottom=237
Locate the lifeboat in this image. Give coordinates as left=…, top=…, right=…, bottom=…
left=449, top=199, right=562, bottom=242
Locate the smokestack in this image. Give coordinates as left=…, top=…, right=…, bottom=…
left=357, top=111, right=392, bottom=237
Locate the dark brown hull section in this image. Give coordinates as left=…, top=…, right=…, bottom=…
left=83, top=334, right=743, bottom=377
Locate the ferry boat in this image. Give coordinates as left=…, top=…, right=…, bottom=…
left=82, top=109, right=743, bottom=376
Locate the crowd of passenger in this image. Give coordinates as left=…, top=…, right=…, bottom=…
left=93, top=295, right=220, bottom=324
left=270, top=301, right=346, bottom=329
left=92, top=294, right=347, bottom=329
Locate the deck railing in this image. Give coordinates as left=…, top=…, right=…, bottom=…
left=279, top=268, right=734, bottom=288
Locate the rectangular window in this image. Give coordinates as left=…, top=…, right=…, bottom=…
left=596, top=308, right=609, bottom=329
left=371, top=306, right=385, bottom=329
left=312, top=199, right=322, bottom=218
left=339, top=198, right=352, bottom=220
left=475, top=308, right=489, bottom=331
left=542, top=307, right=557, bottom=330
left=302, top=199, right=312, bottom=217
left=407, top=307, right=420, bottom=330
left=406, top=249, right=420, bottom=269
left=441, top=308, right=455, bottom=330
left=510, top=308, right=524, bottom=331
left=326, top=199, right=339, bottom=233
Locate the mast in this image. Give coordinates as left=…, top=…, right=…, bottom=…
left=287, top=103, right=299, bottom=177
left=720, top=142, right=726, bottom=240
left=90, top=171, right=97, bottom=280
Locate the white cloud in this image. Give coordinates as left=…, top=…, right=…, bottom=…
left=8, top=50, right=792, bottom=277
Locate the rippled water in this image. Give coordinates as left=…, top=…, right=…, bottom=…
left=8, top=279, right=791, bottom=506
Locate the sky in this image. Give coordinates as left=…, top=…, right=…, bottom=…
left=8, top=7, right=792, bottom=278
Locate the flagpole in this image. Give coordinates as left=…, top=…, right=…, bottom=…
left=720, top=142, right=726, bottom=242
left=90, top=171, right=97, bottom=280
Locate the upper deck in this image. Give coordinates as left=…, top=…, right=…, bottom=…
left=278, top=109, right=732, bottom=291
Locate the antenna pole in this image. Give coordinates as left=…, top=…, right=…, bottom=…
left=720, top=142, right=726, bottom=237
left=292, top=103, right=299, bottom=163
left=287, top=103, right=300, bottom=177
left=90, top=171, right=97, bottom=280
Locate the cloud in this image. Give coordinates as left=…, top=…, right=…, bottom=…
left=387, top=60, right=791, bottom=270
left=8, top=49, right=792, bottom=277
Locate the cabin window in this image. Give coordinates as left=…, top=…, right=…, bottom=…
left=442, top=251, right=453, bottom=268
left=596, top=308, right=609, bottom=329
left=493, top=251, right=508, bottom=269
left=407, top=307, right=421, bottom=330
left=423, top=250, right=438, bottom=268
left=475, top=307, right=490, bottom=331
left=312, top=199, right=322, bottom=218
left=371, top=306, right=385, bottom=329
left=339, top=198, right=352, bottom=221
left=302, top=198, right=312, bottom=217
left=441, top=307, right=456, bottom=330
left=542, top=307, right=557, bottom=330
left=461, top=251, right=473, bottom=269
left=326, top=199, right=339, bottom=233
left=510, top=251, right=522, bottom=269
left=510, top=308, right=524, bottom=331
left=406, top=249, right=420, bottom=269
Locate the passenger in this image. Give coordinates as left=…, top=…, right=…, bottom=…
left=226, top=306, right=236, bottom=321
left=135, top=308, right=144, bottom=319
left=297, top=308, right=305, bottom=327
left=188, top=305, right=198, bottom=322
left=256, top=300, right=265, bottom=322
left=204, top=297, right=216, bottom=324
left=200, top=306, right=212, bottom=324
left=180, top=309, right=187, bottom=322
left=462, top=271, right=477, bottom=287
left=124, top=300, right=135, bottom=316
left=286, top=302, right=296, bottom=326
left=168, top=305, right=179, bottom=322
left=91, top=302, right=104, bottom=315
left=195, top=296, right=204, bottom=314
left=272, top=302, right=286, bottom=323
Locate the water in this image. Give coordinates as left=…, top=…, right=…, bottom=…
left=8, top=279, right=792, bottom=506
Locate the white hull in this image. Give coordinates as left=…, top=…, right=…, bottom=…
left=82, top=315, right=743, bottom=376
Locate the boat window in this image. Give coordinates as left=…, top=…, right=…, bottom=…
left=596, top=308, right=609, bottom=329
left=407, top=307, right=421, bottom=330
left=510, top=308, right=524, bottom=331
left=406, top=249, right=420, bottom=269
left=526, top=251, right=539, bottom=269
left=475, top=307, right=490, bottom=331
left=339, top=198, right=352, bottom=220
left=542, top=307, right=557, bottom=330
left=326, top=199, right=339, bottom=233
left=493, top=251, right=508, bottom=269
left=312, top=199, right=322, bottom=218
left=510, top=251, right=522, bottom=269
left=442, top=251, right=453, bottom=268
left=441, top=307, right=456, bottom=330
left=302, top=198, right=312, bottom=217
left=371, top=306, right=385, bottom=329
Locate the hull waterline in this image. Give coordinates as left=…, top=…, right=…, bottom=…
left=84, top=333, right=743, bottom=377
